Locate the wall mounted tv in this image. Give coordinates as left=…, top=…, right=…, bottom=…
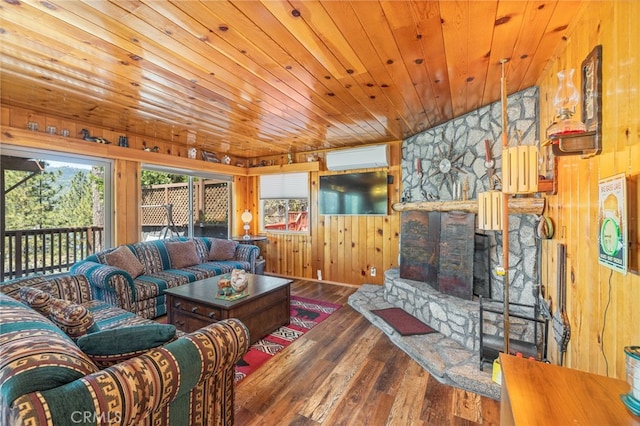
left=319, top=171, right=388, bottom=215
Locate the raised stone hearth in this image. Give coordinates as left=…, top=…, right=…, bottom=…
left=348, top=269, right=542, bottom=400
left=348, top=281, right=500, bottom=400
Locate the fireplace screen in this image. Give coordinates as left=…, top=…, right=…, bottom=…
left=400, top=211, right=490, bottom=300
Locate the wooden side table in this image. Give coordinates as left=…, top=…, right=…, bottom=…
left=500, top=353, right=638, bottom=425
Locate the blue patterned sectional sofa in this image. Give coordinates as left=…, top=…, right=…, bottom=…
left=0, top=273, right=249, bottom=426
left=71, top=237, right=259, bottom=319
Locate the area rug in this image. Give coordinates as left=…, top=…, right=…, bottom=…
left=235, top=296, right=341, bottom=383
left=371, top=307, right=437, bottom=336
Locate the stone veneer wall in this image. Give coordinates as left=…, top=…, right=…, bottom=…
left=401, top=86, right=541, bottom=306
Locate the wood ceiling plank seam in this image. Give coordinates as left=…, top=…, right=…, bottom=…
left=229, top=0, right=418, bottom=146
left=163, top=0, right=366, bottom=143
left=438, top=0, right=470, bottom=119
left=257, top=0, right=390, bottom=138
left=376, top=0, right=442, bottom=132
left=288, top=0, right=408, bottom=137
left=139, top=0, right=358, bottom=141
left=319, top=0, right=423, bottom=136
left=0, top=72, right=280, bottom=152
left=409, top=0, right=454, bottom=124
left=25, top=0, right=330, bottom=147
left=0, top=1, right=302, bottom=143
left=500, top=1, right=558, bottom=96
left=521, top=1, right=588, bottom=94
left=1, top=0, right=592, bottom=159
left=0, top=53, right=280, bottom=145
left=481, top=1, right=528, bottom=109
left=87, top=1, right=330, bottom=139
left=463, top=1, right=497, bottom=112
left=46, top=0, right=324, bottom=146
left=212, top=1, right=383, bottom=144
left=0, top=46, right=264, bottom=136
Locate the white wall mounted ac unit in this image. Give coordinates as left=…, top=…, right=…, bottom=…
left=325, top=144, right=389, bottom=171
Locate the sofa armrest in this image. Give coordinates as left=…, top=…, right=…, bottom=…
left=8, top=319, right=249, bottom=426
left=234, top=244, right=260, bottom=274
left=70, top=261, right=136, bottom=312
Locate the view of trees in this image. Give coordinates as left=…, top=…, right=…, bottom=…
left=141, top=170, right=186, bottom=187
left=4, top=165, right=103, bottom=230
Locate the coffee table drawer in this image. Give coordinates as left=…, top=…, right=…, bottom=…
left=171, top=310, right=214, bottom=333
left=170, top=298, right=222, bottom=321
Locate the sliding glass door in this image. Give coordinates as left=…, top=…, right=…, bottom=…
left=140, top=166, right=232, bottom=241
left=1, top=147, right=112, bottom=279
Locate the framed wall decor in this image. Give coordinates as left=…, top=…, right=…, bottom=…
left=598, top=173, right=627, bottom=274
left=581, top=45, right=602, bottom=133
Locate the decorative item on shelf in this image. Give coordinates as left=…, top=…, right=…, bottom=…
left=201, top=150, right=220, bottom=162
left=187, top=147, right=197, bottom=159
left=502, top=130, right=538, bottom=194
left=547, top=45, right=602, bottom=158
left=622, top=346, right=640, bottom=416
left=546, top=68, right=586, bottom=139
left=222, top=154, right=231, bottom=165
left=142, top=141, right=158, bottom=152
left=60, top=128, right=70, bottom=137
left=241, top=210, right=253, bottom=240
left=26, top=121, right=39, bottom=131
left=80, top=129, right=110, bottom=144
left=46, top=125, right=57, bottom=135
left=118, top=136, right=129, bottom=147
left=477, top=190, right=503, bottom=231
left=287, top=153, right=293, bottom=164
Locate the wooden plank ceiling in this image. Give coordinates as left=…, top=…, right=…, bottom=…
left=0, top=0, right=586, bottom=159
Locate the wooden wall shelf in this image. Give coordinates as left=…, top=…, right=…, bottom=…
left=392, top=197, right=545, bottom=215
left=245, top=161, right=320, bottom=175
left=550, top=131, right=600, bottom=158
left=1, top=126, right=318, bottom=177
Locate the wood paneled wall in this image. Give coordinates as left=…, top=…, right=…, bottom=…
left=113, top=160, right=141, bottom=245
left=1, top=104, right=400, bottom=285
left=536, top=1, right=639, bottom=379
left=252, top=143, right=401, bottom=285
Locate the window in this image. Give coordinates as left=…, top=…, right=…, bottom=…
left=140, top=165, right=232, bottom=241
left=1, top=147, right=112, bottom=279
left=260, top=173, right=309, bottom=233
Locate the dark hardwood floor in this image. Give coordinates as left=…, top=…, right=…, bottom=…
left=234, top=279, right=501, bottom=425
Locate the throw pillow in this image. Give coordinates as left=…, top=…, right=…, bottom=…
left=208, top=239, right=238, bottom=261
left=166, top=240, right=200, bottom=269
left=76, top=324, right=177, bottom=368
left=19, top=286, right=52, bottom=316
left=104, top=245, right=145, bottom=278
left=49, top=297, right=99, bottom=339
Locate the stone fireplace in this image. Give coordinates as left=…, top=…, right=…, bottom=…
left=389, top=86, right=543, bottom=352
left=348, top=87, right=544, bottom=398
left=400, top=86, right=541, bottom=306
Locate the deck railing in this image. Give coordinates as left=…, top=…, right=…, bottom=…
left=2, top=226, right=104, bottom=280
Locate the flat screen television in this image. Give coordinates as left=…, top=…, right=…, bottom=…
left=319, top=171, right=388, bottom=215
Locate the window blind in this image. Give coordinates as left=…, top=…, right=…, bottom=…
left=260, top=172, right=309, bottom=199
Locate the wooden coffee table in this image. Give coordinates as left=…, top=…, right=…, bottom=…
left=165, top=274, right=292, bottom=344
